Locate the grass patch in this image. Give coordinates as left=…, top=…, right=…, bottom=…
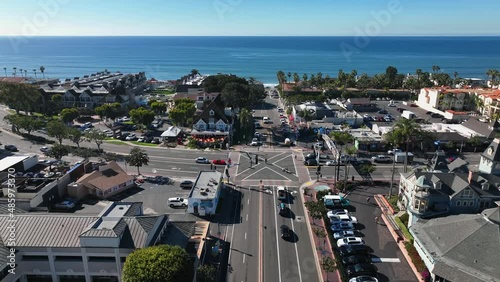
left=387, top=195, right=400, bottom=212
left=130, top=141, right=158, bottom=147
left=122, top=121, right=135, bottom=125
left=151, top=89, right=175, bottom=95
left=395, top=216, right=414, bottom=242
left=106, top=140, right=127, bottom=145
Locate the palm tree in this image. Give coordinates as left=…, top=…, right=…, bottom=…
left=293, top=73, right=300, bottom=84
left=432, top=65, right=441, bottom=73
left=3, top=67, right=6, bottom=77
left=287, top=72, right=292, bottom=83
left=276, top=70, right=286, bottom=84
left=329, top=131, right=354, bottom=184
left=190, top=69, right=199, bottom=77
left=39, top=66, right=45, bottom=79
left=384, top=119, right=424, bottom=173
left=19, top=68, right=23, bottom=77
left=126, top=147, right=149, bottom=175
left=13, top=67, right=17, bottom=77
left=33, top=69, right=37, bottom=79
left=302, top=73, right=308, bottom=82
left=453, top=71, right=459, bottom=79
left=238, top=108, right=253, bottom=142
left=24, top=69, right=27, bottom=77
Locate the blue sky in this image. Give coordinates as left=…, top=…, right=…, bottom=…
left=1, top=0, right=499, bottom=36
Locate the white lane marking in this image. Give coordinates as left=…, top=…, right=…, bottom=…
left=372, top=258, right=401, bottom=263
left=268, top=152, right=286, bottom=161
left=243, top=254, right=246, bottom=264
left=272, top=153, right=292, bottom=164
left=272, top=186, right=283, bottom=282
left=289, top=200, right=303, bottom=282
left=149, top=168, right=199, bottom=174
left=235, top=152, right=242, bottom=177
left=248, top=199, right=250, bottom=205
left=227, top=196, right=240, bottom=264
left=245, top=232, right=247, bottom=240
left=246, top=214, right=248, bottom=221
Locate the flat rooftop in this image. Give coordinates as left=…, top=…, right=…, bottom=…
left=190, top=171, right=222, bottom=199
left=0, top=155, right=32, bottom=172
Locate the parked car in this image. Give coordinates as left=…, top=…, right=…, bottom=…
left=387, top=149, right=402, bottom=155
left=125, top=133, right=137, bottom=141
left=377, top=109, right=388, bottom=114
left=212, top=159, right=227, bottom=165
left=426, top=111, right=433, bottom=115
left=339, top=245, right=370, bottom=257
left=333, top=230, right=356, bottom=240
left=342, top=255, right=372, bottom=266
left=303, top=159, right=318, bottom=166
left=325, top=160, right=337, bottom=166
left=356, top=159, right=371, bottom=165
left=337, top=237, right=365, bottom=248
left=180, top=180, right=194, bottom=189
left=330, top=222, right=355, bottom=232
left=168, top=197, right=187, bottom=208
left=346, top=263, right=378, bottom=278
left=396, top=107, right=404, bottom=113
left=145, top=136, right=154, bottom=143
left=371, top=155, right=391, bottom=163
left=4, top=145, right=18, bottom=152
left=349, top=276, right=379, bottom=282
left=328, top=209, right=350, bottom=217
left=151, top=137, right=161, bottom=144
left=196, top=157, right=210, bottom=164
left=137, top=136, right=146, bottom=142
left=40, top=146, right=50, bottom=153
left=119, top=132, right=131, bottom=140
left=280, top=225, right=292, bottom=240
left=53, top=198, right=78, bottom=211
left=305, top=153, right=317, bottom=160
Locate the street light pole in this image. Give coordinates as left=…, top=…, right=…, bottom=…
left=389, top=150, right=396, bottom=198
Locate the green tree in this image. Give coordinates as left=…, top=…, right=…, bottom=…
left=190, top=69, right=200, bottom=76
left=169, top=99, right=196, bottom=126
left=47, top=120, right=69, bottom=145
left=68, top=128, right=83, bottom=148
left=293, top=72, right=300, bottom=84
left=197, top=264, right=216, bottom=282
left=122, top=245, right=190, bottom=282
left=0, top=82, right=42, bottom=114
left=276, top=70, right=286, bottom=85
left=468, top=135, right=483, bottom=152
left=302, top=73, right=308, bottom=82
left=384, top=118, right=424, bottom=173
left=150, top=101, right=166, bottom=115
left=39, top=66, right=45, bottom=79
left=51, top=94, right=62, bottom=109
left=321, top=257, right=338, bottom=275
left=239, top=108, right=253, bottom=142
left=329, top=131, right=354, bottom=183
left=17, top=115, right=43, bottom=135
left=304, top=201, right=326, bottom=225
left=129, top=107, right=155, bottom=127
left=85, top=129, right=106, bottom=152
left=60, top=108, right=80, bottom=124
left=46, top=144, right=69, bottom=160
left=126, top=147, right=149, bottom=175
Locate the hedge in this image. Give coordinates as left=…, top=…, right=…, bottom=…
left=404, top=241, right=427, bottom=272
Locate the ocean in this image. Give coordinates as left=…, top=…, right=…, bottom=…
left=1, top=36, right=499, bottom=84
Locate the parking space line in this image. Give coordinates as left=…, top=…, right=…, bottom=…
left=372, top=258, right=401, bottom=263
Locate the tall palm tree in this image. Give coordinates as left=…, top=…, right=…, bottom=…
left=276, top=70, right=286, bottom=84
left=39, top=66, right=45, bottom=79
left=329, top=131, right=354, bottom=184
left=33, top=69, right=37, bottom=79
left=293, top=73, right=300, bottom=84
left=19, top=68, right=23, bottom=77
left=302, top=73, right=308, bottom=82
left=287, top=72, right=292, bottom=83
left=384, top=119, right=424, bottom=172
left=238, top=108, right=253, bottom=142
left=24, top=69, right=27, bottom=77
left=13, top=67, right=17, bottom=77
left=3, top=67, right=6, bottom=77
left=126, top=147, right=149, bottom=175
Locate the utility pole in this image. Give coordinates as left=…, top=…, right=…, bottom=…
left=389, top=151, right=396, bottom=198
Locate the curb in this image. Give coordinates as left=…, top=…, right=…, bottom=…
left=299, top=181, right=324, bottom=282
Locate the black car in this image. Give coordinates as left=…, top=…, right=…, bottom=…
left=4, top=145, right=18, bottom=152
left=119, top=132, right=130, bottom=141
left=151, top=138, right=161, bottom=144
left=280, top=225, right=292, bottom=240
left=180, top=180, right=194, bottom=189
left=305, top=153, right=316, bottom=160
left=346, top=263, right=378, bottom=278
left=431, top=113, right=444, bottom=118
left=341, top=255, right=372, bottom=266
left=339, top=245, right=370, bottom=257
left=278, top=203, right=288, bottom=216
left=426, top=111, right=433, bottom=115
left=304, top=159, right=318, bottom=166
left=377, top=109, right=388, bottom=114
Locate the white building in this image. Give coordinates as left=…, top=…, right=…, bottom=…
left=187, top=171, right=223, bottom=216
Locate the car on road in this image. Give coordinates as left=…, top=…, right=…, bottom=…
left=280, top=225, right=292, bottom=240
left=305, top=153, right=316, bottom=160
left=278, top=202, right=289, bottom=216
left=180, top=180, right=194, bottom=189
left=40, top=146, right=50, bottom=153
left=387, top=149, right=402, bottom=155
left=151, top=137, right=161, bottom=144
left=303, top=159, right=318, bottom=166
left=371, top=155, right=391, bottom=163
left=346, top=263, right=378, bottom=278
left=330, top=222, right=355, bottom=233
left=337, top=237, right=365, bottom=248
left=333, top=230, right=355, bottom=240
left=377, top=109, right=388, bottom=114
left=339, top=245, right=370, bottom=257
left=168, top=197, right=187, bottom=208
left=212, top=159, right=227, bottom=165
left=196, top=157, right=210, bottom=164
left=119, top=132, right=130, bottom=140
left=348, top=276, right=379, bottom=282
left=4, top=145, right=18, bottom=152
left=125, top=133, right=137, bottom=141
left=342, top=255, right=372, bottom=266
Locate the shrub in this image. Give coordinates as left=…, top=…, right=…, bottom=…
left=404, top=241, right=426, bottom=272
left=394, top=216, right=414, bottom=242
left=400, top=212, right=409, bottom=226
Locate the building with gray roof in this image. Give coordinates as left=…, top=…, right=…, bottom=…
left=410, top=207, right=500, bottom=282
left=0, top=202, right=168, bottom=282
left=187, top=171, right=223, bottom=216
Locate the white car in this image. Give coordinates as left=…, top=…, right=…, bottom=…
left=125, top=133, right=137, bottom=141
left=168, top=197, right=188, bottom=208
left=195, top=157, right=210, bottom=164
left=40, top=146, right=50, bottom=153
left=387, top=149, right=402, bottom=155
left=327, top=209, right=350, bottom=217
left=349, top=276, right=378, bottom=282
left=329, top=213, right=358, bottom=224
left=337, top=237, right=365, bottom=248
left=137, top=136, right=146, bottom=142
left=333, top=230, right=355, bottom=240
left=325, top=160, right=337, bottom=166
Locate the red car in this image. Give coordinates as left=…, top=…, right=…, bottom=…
left=212, top=159, right=227, bottom=165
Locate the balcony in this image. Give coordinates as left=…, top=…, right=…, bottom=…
left=54, top=260, right=85, bottom=273
left=87, top=261, right=119, bottom=274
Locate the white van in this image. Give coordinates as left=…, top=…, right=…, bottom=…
left=168, top=197, right=187, bottom=208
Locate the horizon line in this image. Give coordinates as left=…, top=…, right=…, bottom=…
left=1, top=34, right=500, bottom=37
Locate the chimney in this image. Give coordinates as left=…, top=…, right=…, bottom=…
left=482, top=182, right=490, bottom=191
left=468, top=170, right=474, bottom=183
left=434, top=181, right=442, bottom=190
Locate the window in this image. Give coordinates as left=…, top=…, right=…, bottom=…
left=456, top=201, right=461, bottom=206
left=413, top=199, right=419, bottom=210
left=463, top=189, right=472, bottom=198
left=209, top=110, right=215, bottom=116
left=55, top=256, right=83, bottom=262
left=88, top=257, right=116, bottom=263
left=23, top=255, right=49, bottom=261
left=469, top=201, right=474, bottom=207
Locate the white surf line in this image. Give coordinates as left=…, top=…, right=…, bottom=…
left=289, top=206, right=303, bottom=282
left=372, top=258, right=401, bottom=263
left=272, top=186, right=283, bottom=282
